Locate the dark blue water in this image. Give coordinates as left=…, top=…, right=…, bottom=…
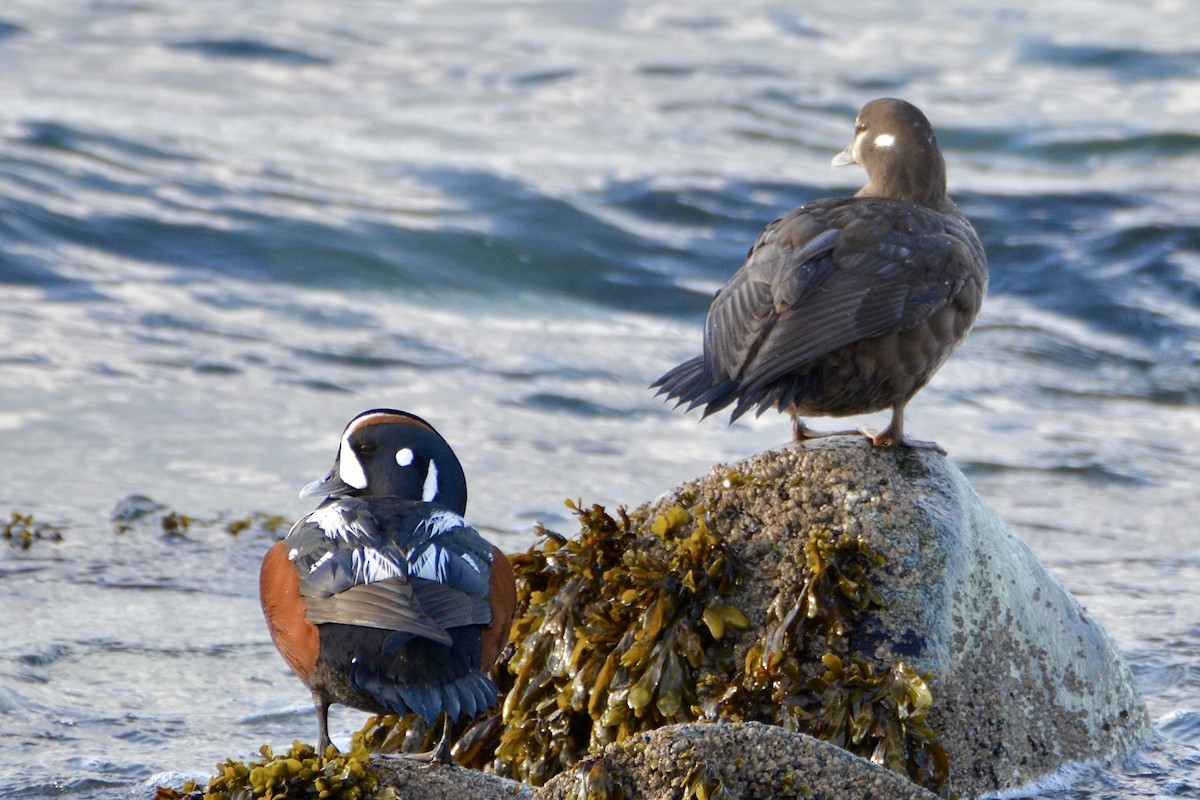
left=1, top=1, right=1198, bottom=797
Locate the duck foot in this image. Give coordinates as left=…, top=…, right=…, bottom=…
left=858, top=426, right=946, bottom=455
left=375, top=714, right=455, bottom=766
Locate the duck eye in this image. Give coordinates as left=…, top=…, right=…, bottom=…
left=856, top=122, right=868, bottom=133
left=355, top=442, right=375, bottom=456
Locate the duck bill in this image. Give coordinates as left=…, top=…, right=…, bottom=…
left=831, top=145, right=857, bottom=167
left=299, top=470, right=355, bottom=499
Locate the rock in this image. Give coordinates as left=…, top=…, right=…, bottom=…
left=632, top=439, right=1150, bottom=796
left=135, top=771, right=210, bottom=799
left=373, top=759, right=534, bottom=800
left=372, top=437, right=1149, bottom=798
left=532, top=721, right=939, bottom=800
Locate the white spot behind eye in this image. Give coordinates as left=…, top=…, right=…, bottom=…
left=396, top=448, right=414, bottom=467
left=338, top=435, right=368, bottom=489
left=875, top=133, right=895, bottom=148
left=422, top=459, right=439, bottom=502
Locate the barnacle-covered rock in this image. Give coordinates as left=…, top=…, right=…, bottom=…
left=346, top=438, right=1146, bottom=798
left=532, top=721, right=940, bottom=800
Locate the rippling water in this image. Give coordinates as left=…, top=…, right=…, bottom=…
left=1, top=1, right=1198, bottom=797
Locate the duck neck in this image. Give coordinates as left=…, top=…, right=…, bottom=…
left=858, top=148, right=948, bottom=209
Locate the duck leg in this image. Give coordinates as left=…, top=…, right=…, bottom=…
left=791, top=414, right=859, bottom=443
left=859, top=402, right=945, bottom=454
left=377, top=713, right=455, bottom=765
left=312, top=692, right=334, bottom=756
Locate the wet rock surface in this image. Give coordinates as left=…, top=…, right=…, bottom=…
left=628, top=439, right=1150, bottom=795
left=532, top=721, right=939, bottom=800
left=360, top=438, right=1149, bottom=798
left=373, top=758, right=534, bottom=800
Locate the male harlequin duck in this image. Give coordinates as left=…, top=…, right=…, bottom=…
left=652, top=98, right=988, bottom=452
left=259, top=409, right=517, bottom=761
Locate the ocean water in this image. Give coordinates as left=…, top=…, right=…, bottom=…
left=0, top=0, right=1198, bottom=797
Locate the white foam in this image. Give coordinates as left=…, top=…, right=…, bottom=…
left=976, top=759, right=1096, bottom=799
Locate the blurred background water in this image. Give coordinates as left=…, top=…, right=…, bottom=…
left=0, top=1, right=1198, bottom=797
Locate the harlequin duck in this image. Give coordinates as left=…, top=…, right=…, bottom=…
left=259, top=409, right=517, bottom=761
left=652, top=98, right=987, bottom=452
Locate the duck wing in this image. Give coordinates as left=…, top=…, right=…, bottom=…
left=288, top=498, right=493, bottom=645
left=692, top=198, right=979, bottom=415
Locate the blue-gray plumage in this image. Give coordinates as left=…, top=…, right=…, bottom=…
left=260, top=409, right=516, bottom=761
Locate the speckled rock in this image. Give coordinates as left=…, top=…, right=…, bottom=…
left=371, top=437, right=1148, bottom=800
left=373, top=758, right=534, bottom=800
left=631, top=438, right=1149, bottom=796
left=532, top=721, right=939, bottom=800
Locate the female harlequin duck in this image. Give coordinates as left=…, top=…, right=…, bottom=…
left=259, top=409, right=516, bottom=761
left=653, top=98, right=988, bottom=452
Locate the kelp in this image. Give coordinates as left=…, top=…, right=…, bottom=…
left=737, top=527, right=948, bottom=791
left=490, top=500, right=747, bottom=784
left=108, top=494, right=289, bottom=539
left=160, top=736, right=395, bottom=800
left=3, top=511, right=63, bottom=549
left=366, top=496, right=949, bottom=795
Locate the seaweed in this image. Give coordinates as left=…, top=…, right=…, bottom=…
left=3, top=512, right=63, bottom=549
left=108, top=494, right=290, bottom=540
left=362, top=495, right=948, bottom=795
left=225, top=512, right=291, bottom=537
left=738, top=527, right=948, bottom=792
left=169, top=736, right=395, bottom=800
left=492, top=500, right=747, bottom=783
left=679, top=761, right=731, bottom=800
left=560, top=757, right=626, bottom=800
left=159, top=511, right=193, bottom=539
left=357, top=499, right=745, bottom=784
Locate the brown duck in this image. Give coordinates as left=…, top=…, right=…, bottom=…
left=653, top=98, right=988, bottom=452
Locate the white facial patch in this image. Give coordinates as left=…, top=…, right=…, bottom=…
left=874, top=133, right=896, bottom=148
left=395, top=447, right=414, bottom=467
left=422, top=459, right=439, bottom=502
left=337, top=435, right=368, bottom=489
